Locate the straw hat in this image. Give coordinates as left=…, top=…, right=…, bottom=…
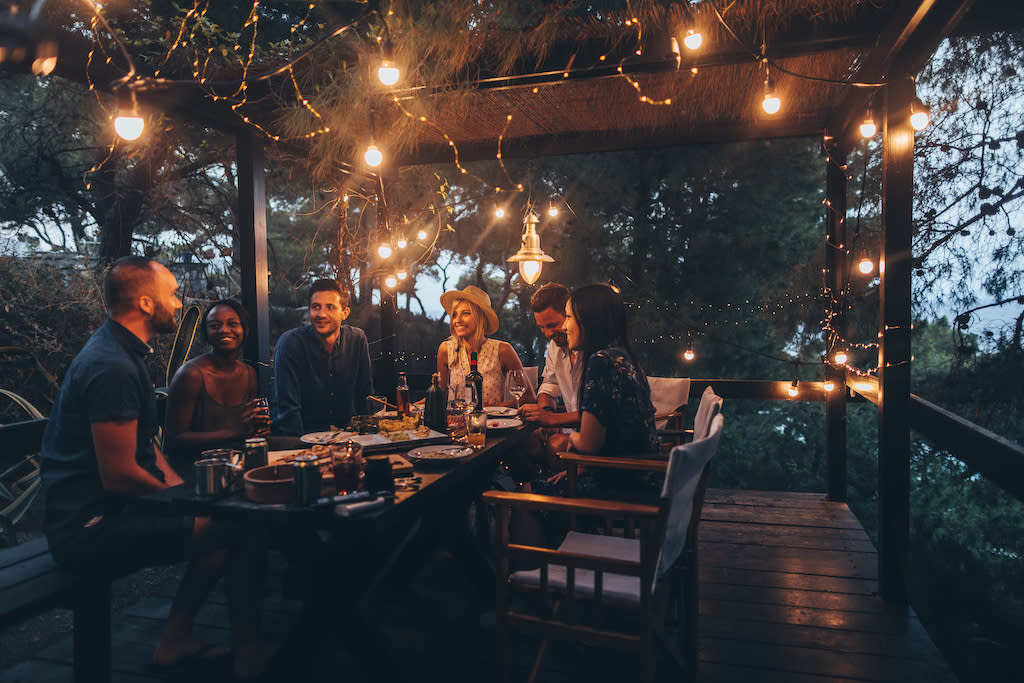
left=440, top=285, right=499, bottom=335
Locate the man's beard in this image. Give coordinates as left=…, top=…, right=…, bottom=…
left=153, top=305, right=178, bottom=334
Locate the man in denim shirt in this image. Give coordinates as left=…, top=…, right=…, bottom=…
left=273, top=279, right=374, bottom=435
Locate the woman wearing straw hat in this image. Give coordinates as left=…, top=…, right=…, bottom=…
left=437, top=285, right=536, bottom=407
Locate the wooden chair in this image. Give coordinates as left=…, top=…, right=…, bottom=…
left=647, top=376, right=690, bottom=432
left=483, top=414, right=725, bottom=683
left=657, top=385, right=723, bottom=447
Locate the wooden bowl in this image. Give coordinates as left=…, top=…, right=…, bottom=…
left=244, top=464, right=335, bottom=504
left=244, top=464, right=294, bottom=504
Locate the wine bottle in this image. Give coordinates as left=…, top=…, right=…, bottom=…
left=467, top=351, right=484, bottom=411
left=424, top=373, right=446, bottom=431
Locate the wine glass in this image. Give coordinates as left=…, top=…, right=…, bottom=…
left=505, top=368, right=529, bottom=410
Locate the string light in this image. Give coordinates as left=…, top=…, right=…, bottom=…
left=762, top=75, right=781, bottom=115
left=910, top=97, right=930, bottom=131
left=495, top=206, right=506, bottom=219
left=547, top=203, right=559, bottom=218
left=857, top=251, right=874, bottom=274
left=416, top=229, right=428, bottom=241
left=823, top=380, right=836, bottom=392
left=859, top=111, right=877, bottom=138
left=832, top=349, right=848, bottom=365
left=787, top=378, right=800, bottom=397
left=384, top=274, right=398, bottom=288
left=114, top=86, right=144, bottom=141
left=377, top=34, right=399, bottom=86
left=364, top=143, right=383, bottom=167
left=683, top=342, right=696, bottom=361
left=397, top=269, right=408, bottom=280
left=377, top=243, right=392, bottom=258
left=683, top=28, right=703, bottom=51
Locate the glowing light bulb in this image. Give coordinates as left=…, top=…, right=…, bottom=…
left=377, top=61, right=400, bottom=86
left=823, top=380, right=836, bottom=392
left=377, top=243, right=392, bottom=258
left=519, top=260, right=541, bottom=285
left=396, top=237, right=408, bottom=249
left=114, top=114, right=145, bottom=141
left=364, top=144, right=383, bottom=167
left=787, top=380, right=799, bottom=397
left=833, top=350, right=848, bottom=365
left=858, top=255, right=874, bottom=274
left=547, top=204, right=559, bottom=218
left=495, top=206, right=505, bottom=219
left=859, top=117, right=877, bottom=138
left=416, top=229, right=428, bottom=241
left=683, top=29, right=703, bottom=50
left=762, top=77, right=780, bottom=115
left=384, top=275, right=398, bottom=288
left=910, top=109, right=929, bottom=131
left=683, top=343, right=695, bottom=361
left=397, top=270, right=408, bottom=280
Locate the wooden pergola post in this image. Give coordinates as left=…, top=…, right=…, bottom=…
left=877, top=76, right=915, bottom=603
left=824, top=144, right=848, bottom=503
left=236, top=130, right=272, bottom=392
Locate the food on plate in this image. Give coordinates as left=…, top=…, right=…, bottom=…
left=378, top=415, right=431, bottom=441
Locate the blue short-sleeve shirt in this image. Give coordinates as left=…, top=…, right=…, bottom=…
left=41, top=319, right=164, bottom=550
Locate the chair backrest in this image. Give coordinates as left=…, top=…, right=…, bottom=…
left=647, top=376, right=690, bottom=429
left=692, top=386, right=724, bottom=441
left=654, top=413, right=724, bottom=583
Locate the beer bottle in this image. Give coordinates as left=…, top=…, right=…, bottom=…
left=396, top=372, right=410, bottom=416
left=467, top=351, right=484, bottom=411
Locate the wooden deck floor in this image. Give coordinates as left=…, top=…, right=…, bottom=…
left=0, top=489, right=957, bottom=682
left=697, top=489, right=956, bottom=683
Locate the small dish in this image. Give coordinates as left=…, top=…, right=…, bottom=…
left=300, top=431, right=356, bottom=444
left=406, top=444, right=474, bottom=465
left=485, top=406, right=519, bottom=417
left=486, top=417, right=523, bottom=430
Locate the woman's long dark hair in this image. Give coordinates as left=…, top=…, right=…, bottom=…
left=570, top=284, right=649, bottom=412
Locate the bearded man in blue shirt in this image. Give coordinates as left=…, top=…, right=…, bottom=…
left=273, top=279, right=374, bottom=435
left=40, top=255, right=274, bottom=678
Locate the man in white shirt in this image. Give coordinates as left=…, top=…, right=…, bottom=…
left=519, top=283, right=583, bottom=468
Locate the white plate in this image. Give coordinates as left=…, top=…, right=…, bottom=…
left=485, top=406, right=519, bottom=417
left=486, top=417, right=523, bottom=430
left=300, top=431, right=356, bottom=444
left=406, top=444, right=474, bottom=464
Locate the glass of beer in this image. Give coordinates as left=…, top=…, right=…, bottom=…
left=465, top=410, right=487, bottom=449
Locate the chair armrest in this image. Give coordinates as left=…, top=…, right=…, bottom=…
left=482, top=490, right=660, bottom=518
left=556, top=452, right=669, bottom=472
left=657, top=428, right=692, bottom=439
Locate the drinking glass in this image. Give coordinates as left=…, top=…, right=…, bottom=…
left=505, top=368, right=529, bottom=409
left=447, top=385, right=469, bottom=440
left=465, top=410, right=488, bottom=449
left=331, top=441, right=364, bottom=495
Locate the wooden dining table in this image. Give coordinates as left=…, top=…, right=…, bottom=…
left=133, top=425, right=534, bottom=679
